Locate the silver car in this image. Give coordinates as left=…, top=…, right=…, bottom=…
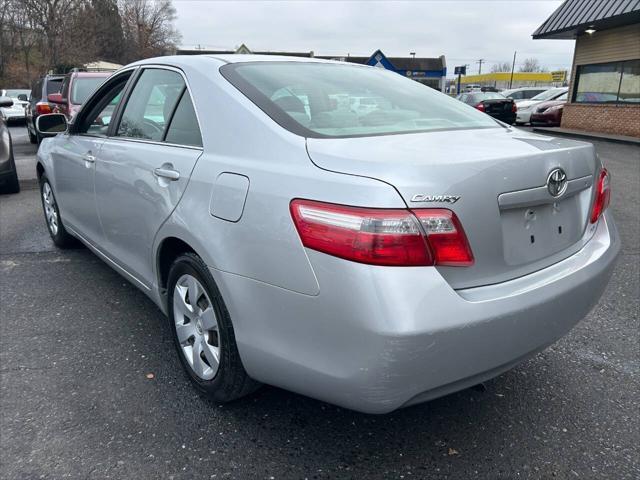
left=35, top=55, right=619, bottom=414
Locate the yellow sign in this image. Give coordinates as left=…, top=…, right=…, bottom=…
left=551, top=70, right=567, bottom=82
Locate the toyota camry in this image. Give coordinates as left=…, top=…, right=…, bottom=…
left=34, top=55, right=619, bottom=413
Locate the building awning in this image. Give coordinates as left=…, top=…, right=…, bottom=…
left=532, top=0, right=640, bottom=39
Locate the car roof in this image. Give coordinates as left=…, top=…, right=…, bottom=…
left=130, top=54, right=359, bottom=69
left=69, top=71, right=113, bottom=78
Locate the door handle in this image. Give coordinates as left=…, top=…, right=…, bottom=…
left=84, top=153, right=96, bottom=163
left=153, top=167, right=180, bottom=181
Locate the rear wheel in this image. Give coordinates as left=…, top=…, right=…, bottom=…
left=28, top=127, right=37, bottom=144
left=39, top=174, right=77, bottom=248
left=1, top=158, right=20, bottom=194
left=167, top=253, right=260, bottom=402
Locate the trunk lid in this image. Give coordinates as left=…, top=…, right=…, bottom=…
left=482, top=99, right=513, bottom=114
left=306, top=128, right=599, bottom=289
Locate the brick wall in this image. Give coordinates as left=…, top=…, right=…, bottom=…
left=561, top=104, right=640, bottom=138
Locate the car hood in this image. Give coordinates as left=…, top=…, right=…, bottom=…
left=534, top=99, right=566, bottom=111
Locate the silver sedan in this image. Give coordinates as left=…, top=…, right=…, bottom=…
left=35, top=55, right=619, bottom=413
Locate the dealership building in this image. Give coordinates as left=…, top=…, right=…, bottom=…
left=533, top=0, right=640, bottom=137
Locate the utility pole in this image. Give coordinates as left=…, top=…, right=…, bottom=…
left=509, top=51, right=517, bottom=88
left=476, top=58, right=484, bottom=75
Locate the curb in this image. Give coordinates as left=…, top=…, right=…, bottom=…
left=532, top=127, right=640, bottom=146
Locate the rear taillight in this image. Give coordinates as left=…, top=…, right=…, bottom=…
left=511, top=102, right=517, bottom=113
left=290, top=200, right=474, bottom=267
left=590, top=168, right=611, bottom=224
left=475, top=103, right=485, bottom=112
left=35, top=102, right=52, bottom=115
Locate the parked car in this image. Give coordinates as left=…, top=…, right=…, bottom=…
left=34, top=56, right=619, bottom=414
left=0, top=96, right=20, bottom=194
left=501, top=86, right=551, bottom=102
left=26, top=74, right=65, bottom=144
left=457, top=91, right=517, bottom=124
left=48, top=70, right=112, bottom=121
left=515, top=87, right=568, bottom=125
left=530, top=92, right=568, bottom=127
left=0, top=89, right=30, bottom=123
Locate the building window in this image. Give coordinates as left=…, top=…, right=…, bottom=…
left=573, top=59, right=640, bottom=104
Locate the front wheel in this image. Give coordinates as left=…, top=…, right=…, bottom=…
left=39, top=175, right=77, bottom=248
left=167, top=253, right=260, bottom=402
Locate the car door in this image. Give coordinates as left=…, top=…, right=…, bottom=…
left=94, top=67, right=203, bottom=287
left=50, top=71, right=133, bottom=245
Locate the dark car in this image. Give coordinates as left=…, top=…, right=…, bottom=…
left=530, top=92, right=568, bottom=127
left=0, top=96, right=19, bottom=193
left=457, top=92, right=517, bottom=125
left=26, top=74, right=65, bottom=144
left=48, top=71, right=112, bottom=121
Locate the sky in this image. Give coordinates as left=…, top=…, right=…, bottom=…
left=173, top=0, right=576, bottom=77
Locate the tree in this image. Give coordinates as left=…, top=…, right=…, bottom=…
left=76, top=0, right=126, bottom=64
left=519, top=57, right=548, bottom=73
left=491, top=62, right=513, bottom=73
left=119, top=0, right=181, bottom=62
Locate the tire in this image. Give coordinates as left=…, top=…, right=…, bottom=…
left=39, top=174, right=77, bottom=248
left=167, top=253, right=260, bottom=402
left=2, top=169, right=20, bottom=194
left=1, top=156, right=20, bottom=194
left=28, top=126, right=37, bottom=144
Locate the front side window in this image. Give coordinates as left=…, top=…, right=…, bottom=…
left=117, top=69, right=185, bottom=141
left=76, top=73, right=131, bottom=136
left=221, top=62, right=498, bottom=138
left=574, top=60, right=640, bottom=103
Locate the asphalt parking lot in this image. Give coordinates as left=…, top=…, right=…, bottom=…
left=1, top=124, right=638, bottom=479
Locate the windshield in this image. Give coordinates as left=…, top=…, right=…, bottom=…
left=71, top=77, right=106, bottom=104
left=221, top=62, right=499, bottom=138
left=3, top=89, right=30, bottom=99
left=468, top=93, right=506, bottom=102
left=531, top=88, right=565, bottom=101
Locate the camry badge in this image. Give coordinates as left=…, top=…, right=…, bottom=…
left=547, top=168, right=568, bottom=198
left=411, top=194, right=461, bottom=204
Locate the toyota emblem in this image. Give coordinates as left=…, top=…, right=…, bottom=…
left=547, top=168, right=568, bottom=197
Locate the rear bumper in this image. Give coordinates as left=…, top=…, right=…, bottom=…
left=215, top=211, right=619, bottom=413
left=489, top=112, right=516, bottom=124
left=1, top=110, right=26, bottom=121
left=515, top=110, right=532, bottom=123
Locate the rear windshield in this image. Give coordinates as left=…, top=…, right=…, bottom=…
left=468, top=93, right=506, bottom=102
left=71, top=77, right=107, bottom=104
left=46, top=78, right=63, bottom=95
left=221, top=62, right=499, bottom=138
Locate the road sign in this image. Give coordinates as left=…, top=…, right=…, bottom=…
left=454, top=66, right=466, bottom=75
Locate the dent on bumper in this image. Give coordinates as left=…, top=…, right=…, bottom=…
left=215, top=212, right=619, bottom=414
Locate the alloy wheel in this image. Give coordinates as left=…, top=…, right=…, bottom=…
left=42, top=181, right=59, bottom=236
left=173, top=274, right=221, bottom=380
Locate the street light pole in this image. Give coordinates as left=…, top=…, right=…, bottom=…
left=509, top=51, right=517, bottom=89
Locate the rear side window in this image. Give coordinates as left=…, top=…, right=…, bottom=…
left=117, top=69, right=185, bottom=141
left=164, top=92, right=202, bottom=147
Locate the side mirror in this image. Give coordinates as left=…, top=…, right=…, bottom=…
left=48, top=93, right=65, bottom=104
left=17, top=94, right=28, bottom=101
left=36, top=113, right=68, bottom=137
left=0, top=96, right=13, bottom=108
